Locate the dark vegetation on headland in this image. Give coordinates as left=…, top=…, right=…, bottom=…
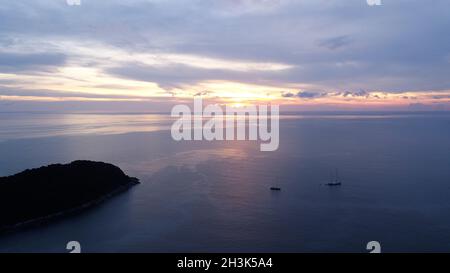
left=0, top=160, right=139, bottom=232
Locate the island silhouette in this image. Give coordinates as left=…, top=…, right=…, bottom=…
left=0, top=160, right=139, bottom=233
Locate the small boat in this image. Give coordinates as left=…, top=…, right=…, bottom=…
left=270, top=187, right=281, bottom=191
left=326, top=169, right=342, bottom=187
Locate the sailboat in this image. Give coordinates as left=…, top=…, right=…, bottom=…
left=270, top=177, right=281, bottom=191
left=326, top=169, right=342, bottom=186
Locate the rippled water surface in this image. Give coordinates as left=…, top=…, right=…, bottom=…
left=1, top=112, right=450, bottom=252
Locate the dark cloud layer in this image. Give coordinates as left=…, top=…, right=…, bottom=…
left=0, top=53, right=66, bottom=72
left=282, top=90, right=330, bottom=99
left=318, top=35, right=353, bottom=50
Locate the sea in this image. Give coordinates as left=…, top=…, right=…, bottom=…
left=0, top=111, right=450, bottom=253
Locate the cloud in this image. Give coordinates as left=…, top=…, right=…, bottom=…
left=281, top=92, right=295, bottom=98
left=280, top=90, right=332, bottom=99
left=0, top=52, right=66, bottom=72
left=106, top=62, right=287, bottom=90
left=1, top=0, right=450, bottom=108
left=432, top=95, right=450, bottom=99
left=297, top=91, right=322, bottom=98
left=194, top=90, right=212, bottom=97
left=0, top=86, right=144, bottom=100
left=318, top=35, right=352, bottom=50
left=341, top=90, right=369, bottom=98
left=296, top=91, right=328, bottom=99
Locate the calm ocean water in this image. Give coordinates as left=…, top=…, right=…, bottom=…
left=0, top=112, right=450, bottom=253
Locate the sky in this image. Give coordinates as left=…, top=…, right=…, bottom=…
left=1, top=0, right=450, bottom=112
